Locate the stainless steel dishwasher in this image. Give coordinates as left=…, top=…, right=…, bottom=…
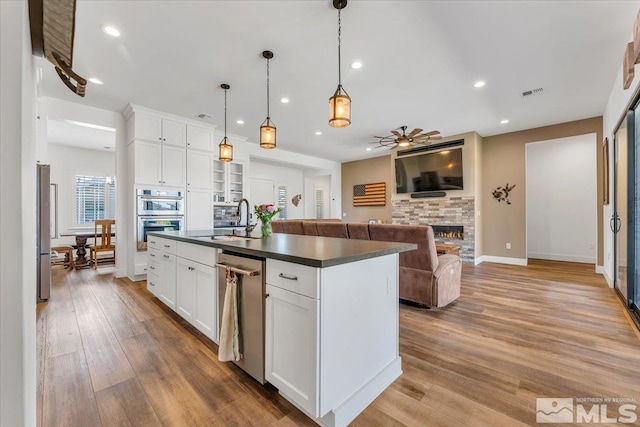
left=216, top=252, right=266, bottom=384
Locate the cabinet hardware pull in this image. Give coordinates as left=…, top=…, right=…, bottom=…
left=265, top=293, right=270, bottom=298
left=163, top=254, right=170, bottom=259
left=278, top=273, right=298, bottom=281
left=149, top=281, right=155, bottom=286
left=149, top=266, right=155, bottom=270
left=150, top=253, right=155, bottom=257
left=164, top=244, right=171, bottom=248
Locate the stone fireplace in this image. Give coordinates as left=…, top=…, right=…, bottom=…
left=392, top=196, right=475, bottom=263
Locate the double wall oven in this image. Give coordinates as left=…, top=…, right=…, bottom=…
left=137, top=189, right=184, bottom=251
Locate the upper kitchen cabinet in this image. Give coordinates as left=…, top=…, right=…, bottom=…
left=129, top=112, right=186, bottom=147
left=187, top=125, right=214, bottom=151
left=213, top=160, right=245, bottom=203
left=187, top=150, right=213, bottom=189
left=131, top=141, right=186, bottom=188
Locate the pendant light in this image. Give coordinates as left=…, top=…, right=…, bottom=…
left=218, top=83, right=233, bottom=162
left=329, top=0, right=351, bottom=128
left=260, top=50, right=277, bottom=149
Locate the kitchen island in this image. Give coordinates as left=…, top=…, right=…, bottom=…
left=147, top=230, right=415, bottom=427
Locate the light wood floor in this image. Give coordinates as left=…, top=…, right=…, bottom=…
left=37, top=260, right=640, bottom=426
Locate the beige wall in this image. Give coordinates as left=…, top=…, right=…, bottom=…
left=482, top=117, right=604, bottom=263
left=341, top=155, right=392, bottom=223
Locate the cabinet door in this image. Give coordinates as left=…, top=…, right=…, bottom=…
left=146, top=271, right=161, bottom=297
left=135, top=114, right=162, bottom=143
left=135, top=141, right=162, bottom=186
left=162, top=145, right=186, bottom=187
left=176, top=259, right=195, bottom=322
left=186, top=189, right=213, bottom=230
left=159, top=252, right=177, bottom=310
left=162, top=119, right=187, bottom=147
left=187, top=150, right=214, bottom=189
left=193, top=263, right=217, bottom=342
left=265, top=284, right=319, bottom=416
left=187, top=125, right=214, bottom=151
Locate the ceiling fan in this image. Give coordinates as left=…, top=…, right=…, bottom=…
left=370, top=126, right=442, bottom=150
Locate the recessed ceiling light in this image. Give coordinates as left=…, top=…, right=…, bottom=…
left=236, top=120, right=244, bottom=125
left=88, top=77, right=103, bottom=85
left=473, top=81, right=486, bottom=88
left=315, top=131, right=322, bottom=136
left=500, top=119, right=509, bottom=124
left=350, top=61, right=363, bottom=69
left=280, top=97, right=290, bottom=104
left=366, top=147, right=372, bottom=151
left=100, top=25, right=121, bottom=37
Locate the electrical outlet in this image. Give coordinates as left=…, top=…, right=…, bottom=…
left=506, top=243, right=511, bottom=250
left=342, top=212, right=347, bottom=217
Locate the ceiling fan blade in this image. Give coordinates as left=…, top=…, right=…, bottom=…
left=408, top=128, right=423, bottom=138
left=422, top=130, right=440, bottom=137
left=391, top=130, right=401, bottom=138
left=429, top=136, right=443, bottom=140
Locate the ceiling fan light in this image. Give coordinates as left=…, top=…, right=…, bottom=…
left=218, top=137, right=233, bottom=162
left=398, top=140, right=410, bottom=147
left=260, top=119, right=277, bottom=149
left=329, top=86, right=351, bottom=128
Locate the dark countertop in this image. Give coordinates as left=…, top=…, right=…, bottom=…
left=147, top=230, right=416, bottom=268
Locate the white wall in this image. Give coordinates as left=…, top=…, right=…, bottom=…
left=602, top=35, right=640, bottom=285
left=49, top=144, right=116, bottom=246
left=0, top=1, right=37, bottom=425
left=526, top=134, right=598, bottom=263
left=250, top=160, right=304, bottom=219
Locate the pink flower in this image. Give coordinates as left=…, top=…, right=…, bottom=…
left=267, top=205, right=274, bottom=213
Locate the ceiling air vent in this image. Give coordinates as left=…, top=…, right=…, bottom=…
left=521, top=88, right=543, bottom=98
left=197, top=113, right=213, bottom=119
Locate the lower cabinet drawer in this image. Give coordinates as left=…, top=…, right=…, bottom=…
left=148, top=236, right=176, bottom=254
left=266, top=259, right=319, bottom=299
left=146, top=271, right=160, bottom=296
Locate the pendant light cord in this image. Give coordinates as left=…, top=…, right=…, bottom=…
left=338, top=7, right=342, bottom=87
left=266, top=57, right=270, bottom=118
left=224, top=87, right=227, bottom=138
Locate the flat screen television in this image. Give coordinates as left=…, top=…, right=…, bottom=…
left=395, top=148, right=464, bottom=194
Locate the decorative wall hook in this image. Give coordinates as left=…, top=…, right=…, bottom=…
left=291, top=194, right=302, bottom=207
left=492, top=183, right=516, bottom=204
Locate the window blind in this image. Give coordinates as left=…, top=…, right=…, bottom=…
left=315, top=189, right=324, bottom=219
left=75, top=175, right=116, bottom=225
left=277, top=186, right=287, bottom=220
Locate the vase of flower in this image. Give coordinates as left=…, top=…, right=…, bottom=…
left=254, top=203, right=281, bottom=238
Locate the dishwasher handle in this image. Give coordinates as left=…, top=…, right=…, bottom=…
left=215, top=262, right=260, bottom=277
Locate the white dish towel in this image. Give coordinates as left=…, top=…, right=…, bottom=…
left=218, top=273, right=241, bottom=362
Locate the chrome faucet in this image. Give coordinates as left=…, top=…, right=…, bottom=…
left=237, top=198, right=255, bottom=237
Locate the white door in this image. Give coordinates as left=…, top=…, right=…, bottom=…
left=265, top=284, right=319, bottom=417
left=135, top=114, right=162, bottom=143
left=176, top=259, right=195, bottom=322
left=187, top=125, right=214, bottom=151
left=162, top=146, right=187, bottom=187
left=135, top=141, right=162, bottom=186
left=186, top=189, right=213, bottom=230
left=159, top=252, right=177, bottom=310
left=193, top=263, right=217, bottom=342
left=162, top=119, right=187, bottom=147
left=187, top=150, right=214, bottom=189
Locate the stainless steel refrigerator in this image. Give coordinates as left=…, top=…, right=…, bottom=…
left=37, top=164, right=51, bottom=301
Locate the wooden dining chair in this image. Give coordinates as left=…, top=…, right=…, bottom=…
left=89, top=219, right=115, bottom=269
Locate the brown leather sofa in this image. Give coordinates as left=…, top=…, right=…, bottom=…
left=271, top=220, right=461, bottom=308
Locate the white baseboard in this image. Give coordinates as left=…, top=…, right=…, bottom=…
left=595, top=265, right=605, bottom=274
left=476, top=255, right=528, bottom=266
left=115, top=268, right=126, bottom=278
left=602, top=268, right=613, bottom=287
left=527, top=252, right=596, bottom=264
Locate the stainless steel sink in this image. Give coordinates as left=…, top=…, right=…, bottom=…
left=190, top=235, right=257, bottom=242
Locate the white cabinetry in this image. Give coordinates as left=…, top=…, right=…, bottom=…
left=265, top=255, right=401, bottom=425
left=132, top=113, right=186, bottom=147
left=186, top=189, right=213, bottom=230
left=187, top=124, right=214, bottom=151
left=148, top=239, right=219, bottom=343
left=213, top=160, right=245, bottom=203
left=187, top=150, right=213, bottom=189
left=133, top=141, right=186, bottom=187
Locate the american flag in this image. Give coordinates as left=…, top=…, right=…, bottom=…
left=353, top=182, right=386, bottom=206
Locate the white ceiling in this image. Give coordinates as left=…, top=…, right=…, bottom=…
left=47, top=119, right=116, bottom=151
left=39, top=0, right=640, bottom=162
